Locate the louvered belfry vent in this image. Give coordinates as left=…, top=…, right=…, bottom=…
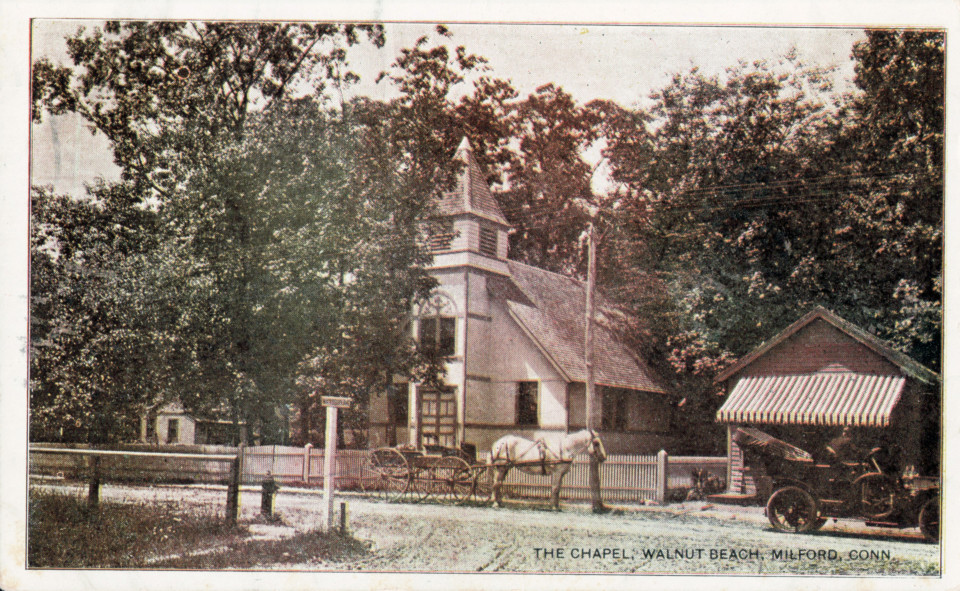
left=479, top=226, right=498, bottom=258
left=427, top=219, right=456, bottom=252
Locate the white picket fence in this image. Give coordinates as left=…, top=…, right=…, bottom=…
left=242, top=445, right=366, bottom=487
left=472, top=452, right=727, bottom=503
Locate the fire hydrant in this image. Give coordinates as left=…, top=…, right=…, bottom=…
left=261, top=475, right=280, bottom=519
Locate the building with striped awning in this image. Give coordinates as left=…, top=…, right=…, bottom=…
left=718, top=373, right=907, bottom=428
left=715, top=307, right=940, bottom=497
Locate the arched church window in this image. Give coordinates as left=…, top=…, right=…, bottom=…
left=417, top=293, right=457, bottom=357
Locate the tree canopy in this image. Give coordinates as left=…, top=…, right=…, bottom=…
left=595, top=33, right=942, bottom=433
left=31, top=23, right=495, bottom=444
left=33, top=22, right=386, bottom=198
left=31, top=24, right=943, bottom=450
left=30, top=182, right=162, bottom=442
left=833, top=30, right=943, bottom=368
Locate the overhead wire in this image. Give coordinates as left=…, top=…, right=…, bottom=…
left=209, top=169, right=938, bottom=257
left=489, top=168, right=941, bottom=230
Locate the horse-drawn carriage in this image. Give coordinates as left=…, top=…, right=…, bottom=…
left=360, top=429, right=606, bottom=509
left=360, top=439, right=491, bottom=503
left=734, top=427, right=940, bottom=542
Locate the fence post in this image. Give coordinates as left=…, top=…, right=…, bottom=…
left=303, top=443, right=313, bottom=484
left=656, top=450, right=668, bottom=504
left=88, top=455, right=101, bottom=508
left=225, top=447, right=243, bottom=526
left=239, top=443, right=246, bottom=485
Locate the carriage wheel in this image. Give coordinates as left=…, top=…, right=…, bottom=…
left=360, top=450, right=390, bottom=498
left=408, top=465, right=435, bottom=503
left=359, top=454, right=384, bottom=497
left=919, top=497, right=939, bottom=543
left=766, top=486, right=819, bottom=533
left=858, top=473, right=897, bottom=520
left=365, top=448, right=411, bottom=502
left=436, top=456, right=474, bottom=504
left=385, top=470, right=411, bottom=502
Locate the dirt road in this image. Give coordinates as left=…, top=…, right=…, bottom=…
left=303, top=494, right=939, bottom=575
left=33, top=481, right=941, bottom=575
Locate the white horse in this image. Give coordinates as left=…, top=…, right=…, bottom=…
left=488, top=428, right=606, bottom=510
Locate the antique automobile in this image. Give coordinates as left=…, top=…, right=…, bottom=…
left=733, top=427, right=940, bottom=542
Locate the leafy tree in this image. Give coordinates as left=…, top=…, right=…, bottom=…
left=289, top=29, right=521, bottom=444
left=30, top=183, right=161, bottom=443
left=32, top=22, right=391, bottom=442
left=494, top=84, right=600, bottom=275
left=32, top=22, right=385, bottom=199
left=828, top=30, right=944, bottom=370
left=370, top=27, right=520, bottom=198
left=599, top=38, right=943, bottom=446
left=31, top=23, right=519, bottom=444
left=605, top=56, right=840, bottom=378
left=139, top=97, right=450, bottom=445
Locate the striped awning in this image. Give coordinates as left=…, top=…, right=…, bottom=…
left=716, top=373, right=906, bottom=427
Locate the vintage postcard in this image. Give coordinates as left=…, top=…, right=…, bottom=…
left=2, top=1, right=956, bottom=590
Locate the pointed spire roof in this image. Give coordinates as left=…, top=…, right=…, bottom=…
left=436, top=136, right=511, bottom=227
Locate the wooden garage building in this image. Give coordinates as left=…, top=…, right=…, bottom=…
left=715, top=307, right=940, bottom=498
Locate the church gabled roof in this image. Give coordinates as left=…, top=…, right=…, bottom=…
left=436, top=137, right=511, bottom=227
left=489, top=260, right=668, bottom=394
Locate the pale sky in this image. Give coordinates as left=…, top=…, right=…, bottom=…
left=30, top=21, right=865, bottom=196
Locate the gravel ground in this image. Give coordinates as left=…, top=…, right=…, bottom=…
left=31, top=480, right=941, bottom=575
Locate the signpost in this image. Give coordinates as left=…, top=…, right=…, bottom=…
left=321, top=395, right=351, bottom=531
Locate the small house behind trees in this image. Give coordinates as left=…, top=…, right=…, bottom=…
left=139, top=402, right=248, bottom=446
left=715, top=307, right=941, bottom=499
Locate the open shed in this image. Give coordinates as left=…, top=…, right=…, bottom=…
left=714, top=307, right=940, bottom=499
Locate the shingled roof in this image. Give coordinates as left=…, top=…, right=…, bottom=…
left=714, top=307, right=940, bottom=385
left=489, top=260, right=668, bottom=394
left=436, top=137, right=511, bottom=227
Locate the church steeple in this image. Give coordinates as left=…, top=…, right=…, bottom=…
left=427, top=136, right=511, bottom=274
left=437, top=136, right=511, bottom=228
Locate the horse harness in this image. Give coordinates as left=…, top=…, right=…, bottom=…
left=508, top=438, right=555, bottom=475
left=494, top=431, right=598, bottom=474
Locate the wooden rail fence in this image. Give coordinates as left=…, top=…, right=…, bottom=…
left=29, top=447, right=243, bottom=524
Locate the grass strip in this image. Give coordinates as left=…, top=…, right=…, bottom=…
left=28, top=488, right=368, bottom=569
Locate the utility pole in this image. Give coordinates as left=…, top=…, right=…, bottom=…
left=581, top=202, right=606, bottom=513
left=584, top=220, right=597, bottom=430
